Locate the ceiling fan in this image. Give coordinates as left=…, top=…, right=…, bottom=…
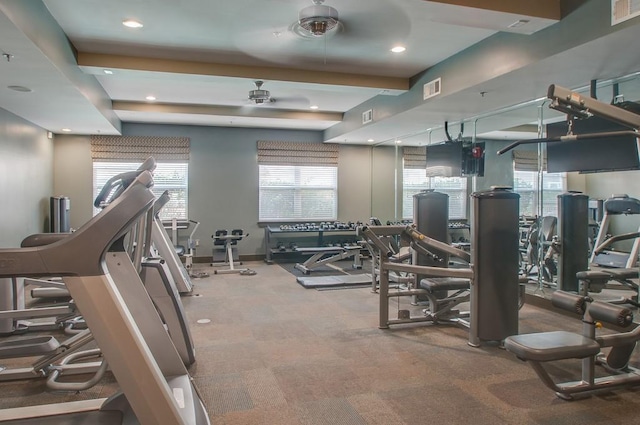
left=247, top=80, right=274, bottom=104
left=246, top=81, right=310, bottom=108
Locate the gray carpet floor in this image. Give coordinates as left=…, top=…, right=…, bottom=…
left=2, top=261, right=640, bottom=424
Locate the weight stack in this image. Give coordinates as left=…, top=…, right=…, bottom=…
left=50, top=196, right=71, bottom=233
left=469, top=187, right=520, bottom=346
left=413, top=190, right=449, bottom=301
left=413, top=189, right=449, bottom=269
left=557, top=192, right=589, bottom=292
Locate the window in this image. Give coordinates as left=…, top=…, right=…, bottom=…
left=513, top=170, right=566, bottom=217
left=402, top=168, right=468, bottom=219
left=259, top=165, right=337, bottom=221
left=93, top=161, right=188, bottom=220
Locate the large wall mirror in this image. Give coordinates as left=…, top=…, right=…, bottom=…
left=370, top=73, right=640, bottom=297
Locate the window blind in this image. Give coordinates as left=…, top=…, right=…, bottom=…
left=402, top=168, right=467, bottom=219
left=90, top=135, right=190, bottom=162
left=257, top=141, right=338, bottom=221
left=513, top=150, right=546, bottom=172
left=513, top=170, right=566, bottom=217
left=93, top=161, right=189, bottom=220
left=402, top=146, right=427, bottom=169
left=257, top=141, right=338, bottom=166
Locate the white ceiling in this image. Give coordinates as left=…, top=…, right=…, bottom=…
left=0, top=0, right=638, bottom=145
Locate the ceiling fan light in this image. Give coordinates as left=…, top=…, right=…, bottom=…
left=298, top=4, right=339, bottom=36
left=248, top=81, right=272, bottom=104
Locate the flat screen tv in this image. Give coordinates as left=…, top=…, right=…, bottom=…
left=426, top=142, right=462, bottom=177
left=546, top=103, right=640, bottom=174
left=425, top=141, right=485, bottom=177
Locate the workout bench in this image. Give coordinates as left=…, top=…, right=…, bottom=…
left=294, top=244, right=363, bottom=275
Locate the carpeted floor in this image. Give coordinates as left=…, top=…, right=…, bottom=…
left=2, top=261, right=640, bottom=424
left=181, top=261, right=640, bottom=425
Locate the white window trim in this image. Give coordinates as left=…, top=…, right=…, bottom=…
left=259, top=164, right=338, bottom=222
left=402, top=168, right=468, bottom=220
left=93, top=161, right=189, bottom=220
left=513, top=170, right=567, bottom=217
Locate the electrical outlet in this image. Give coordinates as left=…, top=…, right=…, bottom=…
left=195, top=239, right=200, bottom=246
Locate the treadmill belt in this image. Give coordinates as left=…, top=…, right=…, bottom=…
left=296, top=274, right=371, bottom=289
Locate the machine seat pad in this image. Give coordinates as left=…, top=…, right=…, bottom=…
left=419, top=278, right=470, bottom=292
left=576, top=270, right=612, bottom=281
left=505, top=331, right=600, bottom=362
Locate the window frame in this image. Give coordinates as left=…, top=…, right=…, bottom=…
left=513, top=170, right=567, bottom=217
left=402, top=168, right=468, bottom=220
left=258, top=164, right=338, bottom=222
left=92, top=161, right=189, bottom=220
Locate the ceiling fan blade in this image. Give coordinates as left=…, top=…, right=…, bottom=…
left=272, top=96, right=311, bottom=107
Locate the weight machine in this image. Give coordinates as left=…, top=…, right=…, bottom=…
left=362, top=187, right=522, bottom=347
left=502, top=84, right=640, bottom=399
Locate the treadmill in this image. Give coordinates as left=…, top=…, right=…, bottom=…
left=0, top=171, right=209, bottom=424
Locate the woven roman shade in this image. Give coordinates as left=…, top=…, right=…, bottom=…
left=403, top=146, right=427, bottom=169
left=512, top=150, right=547, bottom=172
left=91, top=136, right=190, bottom=162
left=257, top=141, right=338, bottom=166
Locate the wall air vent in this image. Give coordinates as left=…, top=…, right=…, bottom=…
left=612, top=0, right=640, bottom=25
left=423, top=77, right=441, bottom=101
left=362, top=109, right=373, bottom=124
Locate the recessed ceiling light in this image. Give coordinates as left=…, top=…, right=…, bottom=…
left=61, top=128, right=72, bottom=132
left=145, top=95, right=156, bottom=101
left=395, top=140, right=402, bottom=144
left=8, top=85, right=32, bottom=92
left=367, top=139, right=375, bottom=143
left=390, top=46, right=406, bottom=53
left=310, top=105, right=319, bottom=110
left=122, top=19, right=143, bottom=28
left=103, top=69, right=113, bottom=75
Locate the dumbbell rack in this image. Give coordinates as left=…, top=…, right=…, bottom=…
left=263, top=224, right=360, bottom=264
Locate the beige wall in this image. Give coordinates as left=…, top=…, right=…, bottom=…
left=0, top=108, right=53, bottom=247
left=53, top=135, right=93, bottom=229
left=53, top=125, right=391, bottom=257
left=51, top=122, right=640, bottom=258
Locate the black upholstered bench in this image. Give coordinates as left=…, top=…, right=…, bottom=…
left=505, top=331, right=600, bottom=362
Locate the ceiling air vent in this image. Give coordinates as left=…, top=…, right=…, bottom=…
left=423, top=77, right=441, bottom=101
left=362, top=109, right=373, bottom=124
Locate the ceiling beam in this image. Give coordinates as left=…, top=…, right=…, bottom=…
left=424, top=0, right=562, bottom=20
left=112, top=101, right=343, bottom=121
left=78, top=53, right=409, bottom=91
